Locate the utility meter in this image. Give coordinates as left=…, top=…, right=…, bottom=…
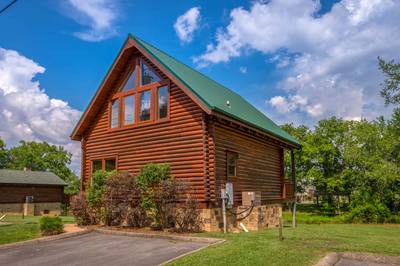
left=225, top=182, right=234, bottom=208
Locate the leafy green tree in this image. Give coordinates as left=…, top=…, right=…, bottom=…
left=379, top=57, right=400, bottom=105
left=0, top=138, right=8, bottom=168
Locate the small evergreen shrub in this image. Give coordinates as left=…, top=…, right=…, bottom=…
left=39, top=216, right=63, bottom=236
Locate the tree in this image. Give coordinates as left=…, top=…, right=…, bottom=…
left=379, top=57, right=400, bottom=105
left=0, top=139, right=8, bottom=168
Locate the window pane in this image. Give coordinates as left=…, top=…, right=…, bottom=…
left=140, top=60, right=161, bottom=86
left=105, top=159, right=116, bottom=172
left=111, top=99, right=119, bottom=128
left=227, top=153, right=237, bottom=177
left=124, top=95, right=135, bottom=125
left=157, top=86, right=168, bottom=119
left=139, top=90, right=151, bottom=121
left=92, top=160, right=102, bottom=173
left=121, top=68, right=136, bottom=91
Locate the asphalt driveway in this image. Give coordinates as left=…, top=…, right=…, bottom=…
left=0, top=232, right=209, bottom=266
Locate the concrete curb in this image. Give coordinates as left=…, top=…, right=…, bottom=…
left=159, top=238, right=226, bottom=266
left=314, top=252, right=340, bottom=266
left=315, top=252, right=400, bottom=266
left=94, top=228, right=224, bottom=244
left=0, top=229, right=91, bottom=250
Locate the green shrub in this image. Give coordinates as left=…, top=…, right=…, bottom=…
left=136, top=163, right=171, bottom=228
left=347, top=202, right=390, bottom=223
left=136, top=163, right=171, bottom=188
left=87, top=170, right=114, bottom=208
left=39, top=216, right=63, bottom=236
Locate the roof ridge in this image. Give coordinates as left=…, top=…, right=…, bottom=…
left=130, top=34, right=246, bottom=100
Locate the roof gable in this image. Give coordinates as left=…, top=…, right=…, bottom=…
left=71, top=35, right=300, bottom=147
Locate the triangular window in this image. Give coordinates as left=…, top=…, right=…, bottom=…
left=121, top=68, right=137, bottom=91
left=140, top=60, right=161, bottom=86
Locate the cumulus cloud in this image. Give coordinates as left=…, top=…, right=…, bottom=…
left=0, top=48, right=82, bottom=173
left=65, top=0, right=119, bottom=42
left=196, top=0, right=400, bottom=123
left=174, top=7, right=201, bottom=43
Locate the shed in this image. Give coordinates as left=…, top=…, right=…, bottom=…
left=0, top=169, right=66, bottom=215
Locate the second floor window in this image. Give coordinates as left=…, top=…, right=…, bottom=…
left=139, top=90, right=151, bottom=121
left=109, top=58, right=169, bottom=130
left=110, top=99, right=119, bottom=128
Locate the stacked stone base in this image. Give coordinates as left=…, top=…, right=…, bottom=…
left=200, top=204, right=282, bottom=232
left=0, top=202, right=61, bottom=216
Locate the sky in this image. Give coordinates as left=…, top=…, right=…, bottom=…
left=0, top=0, right=399, bottom=173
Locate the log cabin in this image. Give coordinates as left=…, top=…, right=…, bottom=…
left=71, top=35, right=300, bottom=231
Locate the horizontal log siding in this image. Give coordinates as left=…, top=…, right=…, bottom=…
left=82, top=80, right=206, bottom=201
left=0, top=185, right=63, bottom=203
left=214, top=120, right=284, bottom=204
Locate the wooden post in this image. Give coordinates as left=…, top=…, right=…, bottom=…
left=291, top=150, right=297, bottom=228
left=279, top=217, right=283, bottom=241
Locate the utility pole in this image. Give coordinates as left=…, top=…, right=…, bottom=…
left=291, top=150, right=297, bottom=228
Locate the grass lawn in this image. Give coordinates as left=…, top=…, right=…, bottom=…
left=0, top=215, right=75, bottom=245
left=171, top=224, right=400, bottom=266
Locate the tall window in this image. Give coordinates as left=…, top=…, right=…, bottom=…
left=121, top=68, right=136, bottom=91
left=110, top=99, right=119, bottom=128
left=227, top=152, right=238, bottom=177
left=157, top=86, right=168, bottom=119
left=110, top=57, right=168, bottom=129
left=124, top=95, right=135, bottom=125
left=139, top=90, right=151, bottom=121
left=141, top=60, right=161, bottom=86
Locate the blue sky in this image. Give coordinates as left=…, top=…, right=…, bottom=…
left=0, top=0, right=398, bottom=172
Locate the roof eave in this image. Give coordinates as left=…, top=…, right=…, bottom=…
left=211, top=108, right=301, bottom=149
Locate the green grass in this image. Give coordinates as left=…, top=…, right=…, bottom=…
left=171, top=224, right=400, bottom=266
left=0, top=215, right=75, bottom=245
left=283, top=211, right=346, bottom=224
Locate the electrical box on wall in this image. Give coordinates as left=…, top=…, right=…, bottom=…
left=225, top=182, right=234, bottom=208
left=242, top=191, right=261, bottom=206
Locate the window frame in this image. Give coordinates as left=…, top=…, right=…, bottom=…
left=108, top=57, right=170, bottom=131
left=226, top=151, right=239, bottom=180
left=90, top=157, right=118, bottom=175
left=156, top=85, right=170, bottom=121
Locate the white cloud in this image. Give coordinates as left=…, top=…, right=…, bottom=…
left=174, top=7, right=201, bottom=43
left=239, top=66, right=247, bottom=74
left=196, top=0, right=400, bottom=123
left=65, top=0, right=119, bottom=42
left=0, top=48, right=82, bottom=173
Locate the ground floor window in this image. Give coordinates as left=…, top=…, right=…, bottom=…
left=91, top=158, right=117, bottom=174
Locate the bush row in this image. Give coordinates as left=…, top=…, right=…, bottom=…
left=70, top=164, right=202, bottom=232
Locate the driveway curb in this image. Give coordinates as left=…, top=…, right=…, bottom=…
left=94, top=228, right=224, bottom=244
left=0, top=229, right=91, bottom=250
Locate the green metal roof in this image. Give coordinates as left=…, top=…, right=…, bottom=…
left=130, top=35, right=300, bottom=147
left=0, top=169, right=67, bottom=186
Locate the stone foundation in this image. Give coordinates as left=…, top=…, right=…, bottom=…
left=0, top=202, right=61, bottom=216
left=200, top=204, right=282, bottom=232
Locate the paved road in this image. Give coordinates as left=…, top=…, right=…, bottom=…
left=336, top=258, right=395, bottom=266
left=0, top=232, right=208, bottom=266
